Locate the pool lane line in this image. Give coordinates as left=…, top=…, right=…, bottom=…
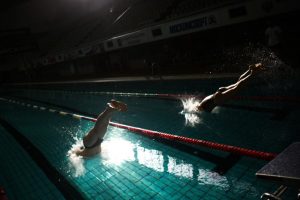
left=1, top=97, right=235, bottom=168
left=11, top=91, right=292, bottom=120
left=11, top=89, right=292, bottom=118
left=6, top=73, right=240, bottom=86
left=90, top=92, right=291, bottom=118
left=0, top=117, right=86, bottom=200
left=40, top=89, right=300, bottom=103
left=2, top=97, right=242, bottom=174
left=94, top=92, right=291, bottom=119
left=1, top=97, right=277, bottom=161
left=108, top=122, right=277, bottom=161
left=9, top=89, right=300, bottom=103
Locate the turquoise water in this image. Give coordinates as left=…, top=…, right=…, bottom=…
left=0, top=124, right=64, bottom=200
left=12, top=82, right=300, bottom=153
left=1, top=77, right=300, bottom=199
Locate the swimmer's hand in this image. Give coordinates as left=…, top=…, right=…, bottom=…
left=250, top=63, right=267, bottom=73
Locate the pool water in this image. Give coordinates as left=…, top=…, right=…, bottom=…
left=1, top=77, right=300, bottom=199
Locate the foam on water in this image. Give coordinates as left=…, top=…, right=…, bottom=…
left=180, top=97, right=202, bottom=127
left=67, top=138, right=87, bottom=177
left=180, top=97, right=201, bottom=114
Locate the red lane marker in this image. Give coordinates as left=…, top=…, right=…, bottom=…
left=109, top=122, right=277, bottom=161
left=81, top=113, right=277, bottom=161
left=1, top=97, right=278, bottom=160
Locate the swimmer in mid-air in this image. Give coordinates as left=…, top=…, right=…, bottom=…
left=197, top=63, right=266, bottom=112
left=75, top=99, right=127, bottom=157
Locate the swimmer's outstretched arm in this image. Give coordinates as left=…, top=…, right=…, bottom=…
left=198, top=63, right=266, bottom=112
left=218, top=63, right=264, bottom=92
left=215, top=63, right=266, bottom=101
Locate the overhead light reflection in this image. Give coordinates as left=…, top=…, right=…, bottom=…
left=197, top=169, right=229, bottom=189
left=137, top=147, right=164, bottom=172
left=101, top=139, right=135, bottom=165
left=67, top=129, right=229, bottom=188
left=168, top=156, right=193, bottom=179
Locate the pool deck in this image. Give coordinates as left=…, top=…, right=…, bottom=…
left=256, top=142, right=300, bottom=187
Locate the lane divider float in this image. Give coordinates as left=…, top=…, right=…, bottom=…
left=12, top=89, right=300, bottom=102
left=0, top=97, right=278, bottom=161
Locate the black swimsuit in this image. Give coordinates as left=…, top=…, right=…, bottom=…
left=83, top=138, right=103, bottom=149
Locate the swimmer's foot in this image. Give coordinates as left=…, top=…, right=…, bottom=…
left=108, top=99, right=127, bottom=112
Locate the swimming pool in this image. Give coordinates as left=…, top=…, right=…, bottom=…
left=1, top=76, right=299, bottom=199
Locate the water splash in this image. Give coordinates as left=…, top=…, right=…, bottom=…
left=67, top=139, right=86, bottom=177
left=183, top=113, right=201, bottom=127
left=180, top=97, right=201, bottom=113
left=180, top=97, right=202, bottom=127
left=248, top=45, right=294, bottom=91
left=223, top=43, right=295, bottom=93
left=222, top=43, right=291, bottom=69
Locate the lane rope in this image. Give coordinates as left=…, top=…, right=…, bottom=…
left=0, top=97, right=277, bottom=161
left=12, top=89, right=300, bottom=102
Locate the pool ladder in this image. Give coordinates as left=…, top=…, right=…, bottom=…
left=261, top=186, right=300, bottom=200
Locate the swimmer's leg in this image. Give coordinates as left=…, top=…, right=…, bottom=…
left=83, top=100, right=127, bottom=147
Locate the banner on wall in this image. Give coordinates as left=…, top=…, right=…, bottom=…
left=169, top=14, right=217, bottom=34
left=35, top=0, right=300, bottom=66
